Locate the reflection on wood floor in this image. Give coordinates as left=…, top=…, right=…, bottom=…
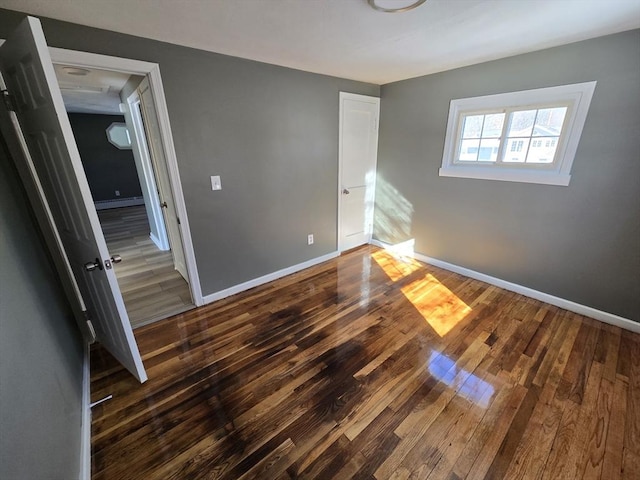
left=90, top=245, right=640, bottom=479
left=98, top=205, right=193, bottom=328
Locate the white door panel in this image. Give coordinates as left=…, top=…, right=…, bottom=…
left=343, top=186, right=366, bottom=236
left=342, top=108, right=374, bottom=187
left=126, top=96, right=169, bottom=251
left=339, top=93, right=380, bottom=252
left=0, top=16, right=147, bottom=382
left=138, top=77, right=188, bottom=283
left=342, top=186, right=368, bottom=251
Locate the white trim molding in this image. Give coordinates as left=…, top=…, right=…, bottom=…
left=203, top=252, right=339, bottom=305
left=370, top=239, right=639, bottom=333
left=47, top=47, right=204, bottom=306
left=79, top=343, right=91, bottom=480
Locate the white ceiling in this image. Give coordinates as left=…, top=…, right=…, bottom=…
left=54, top=64, right=131, bottom=114
left=2, top=0, right=640, bottom=85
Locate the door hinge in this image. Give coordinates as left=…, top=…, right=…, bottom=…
left=83, top=313, right=97, bottom=343
left=1, top=89, right=16, bottom=112
left=177, top=217, right=181, bottom=225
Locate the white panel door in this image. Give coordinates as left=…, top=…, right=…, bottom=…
left=0, top=16, right=147, bottom=382
left=137, top=77, right=188, bottom=282
left=339, top=93, right=380, bottom=252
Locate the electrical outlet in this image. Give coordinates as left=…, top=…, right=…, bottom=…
left=211, top=175, right=222, bottom=191
left=307, top=234, right=314, bottom=245
left=115, top=190, right=120, bottom=196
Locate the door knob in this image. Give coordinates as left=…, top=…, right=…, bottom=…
left=342, top=188, right=350, bottom=195
left=160, top=201, right=168, bottom=209
left=111, top=255, right=122, bottom=264
left=84, top=258, right=102, bottom=272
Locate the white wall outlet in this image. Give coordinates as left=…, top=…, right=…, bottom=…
left=115, top=190, right=120, bottom=196
left=211, top=175, right=222, bottom=191
left=307, top=234, right=314, bottom=245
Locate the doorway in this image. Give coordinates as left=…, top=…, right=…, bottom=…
left=54, top=62, right=195, bottom=328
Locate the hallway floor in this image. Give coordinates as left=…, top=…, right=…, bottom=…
left=98, top=205, right=193, bottom=328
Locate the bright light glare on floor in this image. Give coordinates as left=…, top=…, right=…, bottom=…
left=428, top=350, right=494, bottom=408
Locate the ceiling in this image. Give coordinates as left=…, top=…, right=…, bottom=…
left=54, top=64, right=131, bottom=114
left=2, top=0, right=639, bottom=85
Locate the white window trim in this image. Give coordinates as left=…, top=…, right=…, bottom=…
left=439, top=81, right=597, bottom=186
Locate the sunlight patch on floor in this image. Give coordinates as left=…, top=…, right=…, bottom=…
left=371, top=246, right=423, bottom=282
left=372, top=243, right=471, bottom=337
left=401, top=274, right=472, bottom=336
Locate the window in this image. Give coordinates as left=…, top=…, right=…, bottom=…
left=106, top=122, right=132, bottom=150
left=439, top=82, right=596, bottom=186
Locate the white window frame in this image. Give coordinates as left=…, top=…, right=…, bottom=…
left=439, top=82, right=597, bottom=186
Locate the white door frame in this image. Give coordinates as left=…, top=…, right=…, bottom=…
left=125, top=90, right=170, bottom=251
left=337, top=92, right=380, bottom=253
left=48, top=47, right=204, bottom=306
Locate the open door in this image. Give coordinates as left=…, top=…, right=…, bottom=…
left=0, top=16, right=147, bottom=382
left=137, top=77, right=189, bottom=282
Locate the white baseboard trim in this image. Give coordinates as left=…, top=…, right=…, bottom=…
left=370, top=239, right=639, bottom=333
left=203, top=251, right=339, bottom=305
left=94, top=197, right=145, bottom=210
left=79, top=342, right=91, bottom=480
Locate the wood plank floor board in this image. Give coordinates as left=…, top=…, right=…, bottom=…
left=90, top=245, right=639, bottom=479
left=601, top=375, right=628, bottom=480
left=624, top=332, right=640, bottom=457
left=448, top=381, right=519, bottom=479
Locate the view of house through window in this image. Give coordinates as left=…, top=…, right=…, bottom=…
left=439, top=81, right=596, bottom=186
left=457, top=106, right=568, bottom=165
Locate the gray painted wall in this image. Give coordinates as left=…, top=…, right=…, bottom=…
left=69, top=113, right=143, bottom=202
left=0, top=9, right=379, bottom=296
left=375, top=30, right=640, bottom=321
left=0, top=136, right=84, bottom=479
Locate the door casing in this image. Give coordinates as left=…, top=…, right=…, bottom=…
left=125, top=90, right=170, bottom=252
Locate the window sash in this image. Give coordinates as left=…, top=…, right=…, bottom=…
left=453, top=103, right=571, bottom=169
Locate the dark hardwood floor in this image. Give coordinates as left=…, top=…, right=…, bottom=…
left=90, top=245, right=640, bottom=479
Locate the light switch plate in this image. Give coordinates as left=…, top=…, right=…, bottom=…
left=211, top=175, right=222, bottom=191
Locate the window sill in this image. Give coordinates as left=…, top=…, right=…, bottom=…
left=438, top=167, right=571, bottom=186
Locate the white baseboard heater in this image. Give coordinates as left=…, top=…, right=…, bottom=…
left=94, top=196, right=145, bottom=210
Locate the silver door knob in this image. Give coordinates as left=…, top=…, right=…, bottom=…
left=342, top=188, right=350, bottom=195
left=84, top=258, right=102, bottom=272
left=111, top=255, right=122, bottom=264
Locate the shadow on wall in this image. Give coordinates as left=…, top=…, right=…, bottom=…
left=373, top=174, right=414, bottom=245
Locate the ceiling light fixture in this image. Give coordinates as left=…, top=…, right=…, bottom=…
left=368, top=0, right=428, bottom=13
left=62, top=66, right=91, bottom=76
